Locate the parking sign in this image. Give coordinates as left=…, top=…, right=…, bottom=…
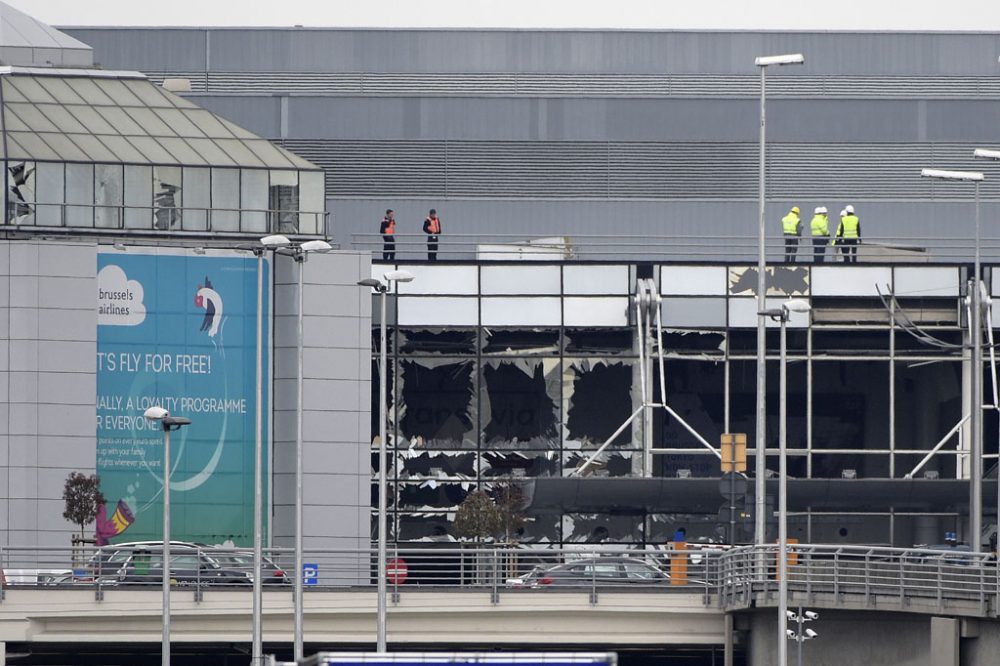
left=303, top=563, right=318, bottom=586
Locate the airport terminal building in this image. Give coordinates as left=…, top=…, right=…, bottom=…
left=4, top=6, right=1000, bottom=554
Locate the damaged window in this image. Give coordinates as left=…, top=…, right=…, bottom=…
left=398, top=358, right=476, bottom=448
left=563, top=513, right=643, bottom=543
left=564, top=359, right=637, bottom=449
left=659, top=329, right=726, bottom=354
left=482, top=358, right=560, bottom=449
left=482, top=451, right=559, bottom=478
left=398, top=450, right=477, bottom=480
left=563, top=450, right=637, bottom=477
left=482, top=328, right=560, bottom=355
left=565, top=328, right=634, bottom=355
left=399, top=328, right=477, bottom=355
left=397, top=480, right=474, bottom=511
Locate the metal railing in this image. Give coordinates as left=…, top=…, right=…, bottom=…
left=353, top=232, right=999, bottom=263
left=5, top=201, right=328, bottom=237
left=1, top=542, right=997, bottom=615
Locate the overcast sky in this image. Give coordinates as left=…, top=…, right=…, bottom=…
left=16, top=0, right=1000, bottom=30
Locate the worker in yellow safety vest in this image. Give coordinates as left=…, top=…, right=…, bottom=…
left=810, top=206, right=830, bottom=263
left=836, top=204, right=862, bottom=264
left=781, top=206, right=802, bottom=263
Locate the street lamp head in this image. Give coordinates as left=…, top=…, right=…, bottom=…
left=755, top=53, right=805, bottom=67
left=357, top=278, right=387, bottom=292
left=260, top=234, right=292, bottom=248
left=783, top=299, right=812, bottom=314
left=144, top=406, right=169, bottom=421
left=384, top=269, right=415, bottom=283
left=974, top=148, right=1000, bottom=161
left=300, top=240, right=333, bottom=253
left=920, top=168, right=984, bottom=182
left=162, top=416, right=192, bottom=428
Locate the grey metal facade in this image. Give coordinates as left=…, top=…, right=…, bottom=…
left=65, top=27, right=1000, bottom=257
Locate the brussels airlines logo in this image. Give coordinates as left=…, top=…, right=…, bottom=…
left=195, top=277, right=224, bottom=337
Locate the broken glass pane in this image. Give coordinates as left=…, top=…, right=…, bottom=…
left=481, top=358, right=560, bottom=449
left=397, top=450, right=477, bottom=480
left=562, top=450, right=637, bottom=477
left=397, top=480, right=474, bottom=511
left=563, top=513, right=642, bottom=543
left=399, top=328, right=477, bottom=355
left=481, top=451, right=559, bottom=478
left=482, top=328, right=560, bottom=355
left=398, top=357, right=476, bottom=449
left=659, top=329, right=726, bottom=354
left=564, top=328, right=635, bottom=355
left=564, top=358, right=638, bottom=449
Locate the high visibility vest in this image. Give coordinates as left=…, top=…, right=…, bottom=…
left=810, top=214, right=829, bottom=237
left=782, top=212, right=800, bottom=235
left=426, top=217, right=441, bottom=234
left=383, top=217, right=395, bottom=235
left=838, top=214, right=860, bottom=238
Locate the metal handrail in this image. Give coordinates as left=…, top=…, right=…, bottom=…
left=353, top=231, right=1000, bottom=262
left=1, top=542, right=997, bottom=616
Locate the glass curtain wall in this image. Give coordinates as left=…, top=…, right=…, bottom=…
left=372, top=263, right=980, bottom=548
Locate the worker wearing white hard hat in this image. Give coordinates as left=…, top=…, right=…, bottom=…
left=837, top=205, right=862, bottom=263
left=810, top=207, right=830, bottom=263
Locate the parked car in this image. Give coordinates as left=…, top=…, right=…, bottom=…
left=207, top=548, right=290, bottom=585
left=88, top=541, right=255, bottom=586
left=506, top=556, right=671, bottom=588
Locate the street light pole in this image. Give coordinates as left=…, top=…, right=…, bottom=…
left=358, top=269, right=414, bottom=652
left=252, top=235, right=290, bottom=666
left=143, top=406, right=191, bottom=666
left=760, top=299, right=811, bottom=666
left=754, top=53, right=804, bottom=549
left=292, top=240, right=331, bottom=662
left=921, top=168, right=985, bottom=547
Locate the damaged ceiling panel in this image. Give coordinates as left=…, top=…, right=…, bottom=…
left=728, top=265, right=810, bottom=297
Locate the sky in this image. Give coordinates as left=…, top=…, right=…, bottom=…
left=14, top=0, right=1000, bottom=30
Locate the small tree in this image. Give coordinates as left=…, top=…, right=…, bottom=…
left=492, top=479, right=527, bottom=544
left=453, top=490, right=500, bottom=542
left=62, top=472, right=105, bottom=540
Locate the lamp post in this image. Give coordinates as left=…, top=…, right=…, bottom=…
left=760, top=298, right=811, bottom=666
left=252, top=234, right=291, bottom=665
left=974, top=149, right=1000, bottom=552
left=143, top=405, right=192, bottom=666
left=754, top=53, right=805, bottom=549
left=921, top=168, right=985, bottom=547
left=357, top=269, right=414, bottom=652
left=291, top=239, right=331, bottom=662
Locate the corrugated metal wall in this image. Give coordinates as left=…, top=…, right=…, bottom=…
left=65, top=27, right=1000, bottom=253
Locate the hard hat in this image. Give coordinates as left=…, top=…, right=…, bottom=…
left=815, top=206, right=827, bottom=214
left=791, top=206, right=800, bottom=214
left=845, top=204, right=855, bottom=214
left=839, top=209, right=847, bottom=217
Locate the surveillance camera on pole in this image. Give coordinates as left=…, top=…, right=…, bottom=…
left=803, top=610, right=819, bottom=621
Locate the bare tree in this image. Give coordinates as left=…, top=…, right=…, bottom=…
left=62, top=472, right=105, bottom=540
left=492, top=479, right=527, bottom=544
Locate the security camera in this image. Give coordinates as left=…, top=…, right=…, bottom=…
left=144, top=406, right=169, bottom=421
left=804, top=628, right=819, bottom=639
left=786, top=629, right=797, bottom=639
left=803, top=610, right=819, bottom=620
left=786, top=610, right=798, bottom=619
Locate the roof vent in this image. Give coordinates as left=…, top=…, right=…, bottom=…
left=162, top=78, right=192, bottom=93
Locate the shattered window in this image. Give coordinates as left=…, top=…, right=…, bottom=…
left=482, top=328, right=560, bottom=355
left=659, top=329, right=726, bottom=355
left=563, top=513, right=643, bottom=544
left=399, top=328, right=477, bottom=355
left=397, top=480, right=474, bottom=511
left=398, top=358, right=476, bottom=449
left=482, top=451, right=559, bottom=478
left=653, top=359, right=726, bottom=478
left=564, top=328, right=634, bottom=355
left=564, top=359, right=637, bottom=449
left=481, top=358, right=560, bottom=449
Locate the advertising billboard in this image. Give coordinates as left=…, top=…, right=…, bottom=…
left=95, top=249, right=269, bottom=546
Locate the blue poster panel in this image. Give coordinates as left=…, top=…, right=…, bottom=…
left=95, top=250, right=268, bottom=546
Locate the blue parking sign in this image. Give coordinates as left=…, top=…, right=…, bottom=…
left=303, top=563, right=318, bottom=586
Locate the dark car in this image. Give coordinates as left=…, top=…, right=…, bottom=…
left=207, top=549, right=290, bottom=585
left=89, top=541, right=253, bottom=586
left=506, top=556, right=671, bottom=588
